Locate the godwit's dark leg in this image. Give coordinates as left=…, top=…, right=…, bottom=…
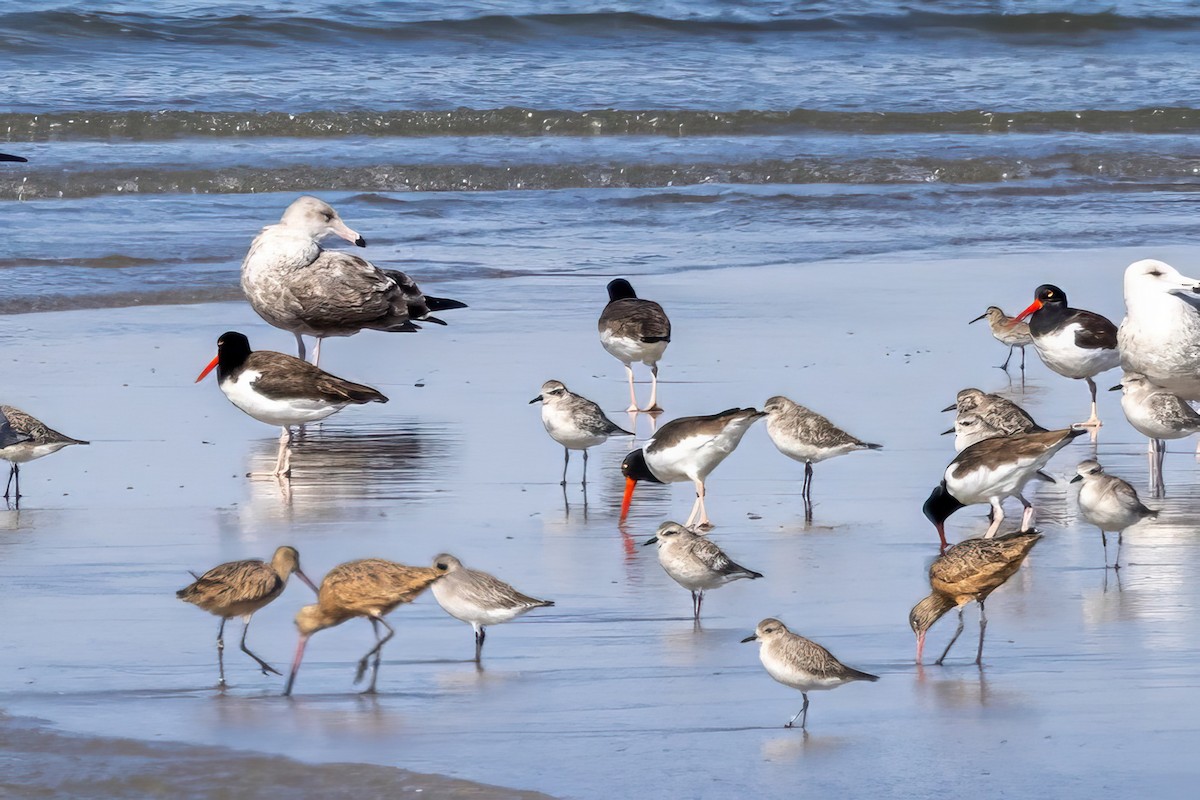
left=216, top=617, right=227, bottom=686
left=1000, top=345, right=1014, bottom=371
left=239, top=616, right=281, bottom=676
left=294, top=332, right=306, bottom=362
left=581, top=448, right=588, bottom=487
left=974, top=600, right=989, bottom=665
left=560, top=447, right=569, bottom=487
left=936, top=606, right=966, bottom=665
left=355, top=615, right=395, bottom=694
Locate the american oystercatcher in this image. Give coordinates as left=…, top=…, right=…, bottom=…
left=0, top=153, right=27, bottom=162
left=909, top=530, right=1041, bottom=665
left=741, top=618, right=878, bottom=730
left=620, top=407, right=764, bottom=529
left=922, top=427, right=1085, bottom=550
left=1013, top=284, right=1120, bottom=427
left=0, top=405, right=89, bottom=503
left=970, top=306, right=1034, bottom=373
left=241, top=196, right=466, bottom=365
left=1117, top=258, right=1200, bottom=400
left=1071, top=460, right=1156, bottom=570
left=598, top=278, right=672, bottom=413
left=762, top=395, right=882, bottom=520
left=642, top=521, right=762, bottom=622
left=195, top=331, right=388, bottom=476
left=530, top=379, right=633, bottom=486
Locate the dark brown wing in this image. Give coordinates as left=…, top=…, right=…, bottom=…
left=176, top=559, right=284, bottom=613
left=321, top=559, right=442, bottom=616
left=288, top=250, right=417, bottom=333
left=0, top=405, right=88, bottom=445
left=949, top=428, right=1083, bottom=479
left=599, top=298, right=671, bottom=342
left=650, top=407, right=761, bottom=450
left=244, top=352, right=387, bottom=404
left=1071, top=310, right=1118, bottom=350
left=380, top=269, right=467, bottom=324
left=931, top=533, right=1040, bottom=598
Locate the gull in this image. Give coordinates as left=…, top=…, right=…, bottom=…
left=1117, top=258, right=1200, bottom=400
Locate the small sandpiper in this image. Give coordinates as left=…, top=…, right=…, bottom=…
left=429, top=554, right=554, bottom=662
left=942, top=388, right=1044, bottom=451
left=1014, top=284, right=1121, bottom=428
left=741, top=618, right=878, bottom=729
left=643, top=521, right=762, bottom=621
left=530, top=380, right=633, bottom=486
left=0, top=405, right=89, bottom=502
left=970, top=306, right=1034, bottom=373
left=1071, top=460, right=1156, bottom=570
left=598, top=278, right=672, bottom=412
left=762, top=395, right=881, bottom=520
left=1110, top=371, right=1200, bottom=495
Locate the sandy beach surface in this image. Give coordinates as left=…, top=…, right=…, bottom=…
left=1, top=247, right=1198, bottom=798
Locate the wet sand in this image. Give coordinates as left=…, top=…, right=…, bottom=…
left=1, top=247, right=1198, bottom=798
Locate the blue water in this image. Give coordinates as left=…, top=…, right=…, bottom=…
left=4, top=0, right=1200, bottom=311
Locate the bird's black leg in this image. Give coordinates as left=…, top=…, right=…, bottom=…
left=240, top=616, right=281, bottom=676
left=581, top=448, right=588, bottom=487
left=974, top=600, right=988, bottom=665
left=561, top=448, right=569, bottom=487
left=355, top=615, right=395, bottom=694
left=1000, top=345, right=1013, bottom=371
left=936, top=606, right=966, bottom=665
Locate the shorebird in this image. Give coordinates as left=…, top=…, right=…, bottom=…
left=1111, top=372, right=1200, bottom=495
left=1071, top=460, right=1156, bottom=570
left=0, top=405, right=89, bottom=502
left=970, top=306, right=1034, bottom=373
left=598, top=278, right=671, bottom=412
left=177, top=546, right=319, bottom=686
left=429, top=554, right=554, bottom=662
left=923, top=428, right=1085, bottom=550
left=1117, top=259, right=1200, bottom=400
left=642, top=521, right=762, bottom=621
left=741, top=618, right=878, bottom=729
left=762, top=395, right=881, bottom=519
left=530, top=379, right=633, bottom=486
left=241, top=196, right=466, bottom=365
left=943, top=388, right=1044, bottom=451
left=1013, top=284, right=1120, bottom=427
left=196, top=331, right=387, bottom=476
left=620, top=407, right=764, bottom=529
left=284, top=558, right=442, bottom=696
left=0, top=153, right=27, bottom=162
left=909, top=530, right=1041, bottom=665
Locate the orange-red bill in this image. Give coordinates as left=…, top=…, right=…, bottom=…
left=195, top=354, right=220, bottom=383
left=1012, top=298, right=1042, bottom=322
left=620, top=476, right=637, bottom=520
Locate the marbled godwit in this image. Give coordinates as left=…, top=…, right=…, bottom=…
left=1071, top=460, right=1156, bottom=569
left=598, top=278, right=671, bottom=412
left=283, top=558, right=442, bottom=696
left=741, top=618, right=878, bottom=729
left=761, top=395, right=881, bottom=520
left=0, top=405, right=88, bottom=502
left=530, top=380, right=633, bottom=486
left=621, top=407, right=764, bottom=529
left=970, top=306, right=1033, bottom=373
left=177, top=546, right=319, bottom=686
left=923, top=428, right=1084, bottom=550
left=909, top=530, right=1041, bottom=665
left=942, top=388, right=1044, bottom=451
left=1117, top=259, right=1200, bottom=400
left=196, top=331, right=387, bottom=476
left=643, top=521, right=761, bottom=621
left=1110, top=371, right=1200, bottom=495
left=241, top=196, right=466, bottom=365
left=1013, top=284, right=1120, bottom=428
left=429, top=554, right=554, bottom=662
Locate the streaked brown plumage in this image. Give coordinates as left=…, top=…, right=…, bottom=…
left=177, top=545, right=319, bottom=686
left=1, top=405, right=89, bottom=502
left=284, top=559, right=443, bottom=695
left=969, top=307, right=1033, bottom=372
left=909, top=531, right=1042, bottom=665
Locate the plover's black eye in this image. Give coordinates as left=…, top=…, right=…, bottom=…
left=437, top=563, right=447, bottom=571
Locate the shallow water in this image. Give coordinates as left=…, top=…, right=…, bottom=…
left=1, top=251, right=1197, bottom=798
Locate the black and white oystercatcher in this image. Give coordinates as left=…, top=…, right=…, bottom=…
left=241, top=196, right=466, bottom=365
left=1014, top=284, right=1120, bottom=428
left=0, top=405, right=89, bottom=502
left=196, top=331, right=388, bottom=476
left=923, top=428, right=1085, bottom=550
left=620, top=407, right=764, bottom=529
left=0, top=153, right=27, bottom=162
left=598, top=278, right=672, bottom=412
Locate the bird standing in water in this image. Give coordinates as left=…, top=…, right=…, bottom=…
left=0, top=405, right=89, bottom=503
left=970, top=306, right=1034, bottom=374
left=530, top=379, right=633, bottom=486
left=598, top=278, right=671, bottom=413
left=643, top=521, right=762, bottom=622
left=1072, top=460, right=1156, bottom=570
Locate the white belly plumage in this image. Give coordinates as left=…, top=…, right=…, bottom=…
left=1078, top=483, right=1142, bottom=532
left=1119, top=299, right=1200, bottom=400
left=0, top=442, right=71, bottom=464
left=541, top=406, right=608, bottom=450
left=1119, top=394, right=1195, bottom=440
left=947, top=459, right=1040, bottom=504
left=431, top=583, right=526, bottom=626
left=221, top=370, right=345, bottom=427
left=600, top=329, right=667, bottom=366
left=1033, top=323, right=1119, bottom=379
left=761, top=650, right=842, bottom=692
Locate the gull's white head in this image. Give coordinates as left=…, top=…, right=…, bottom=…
left=1124, top=259, right=1200, bottom=305
left=278, top=196, right=366, bottom=248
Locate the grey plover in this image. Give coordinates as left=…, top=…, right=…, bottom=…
left=741, top=618, right=878, bottom=729
left=1111, top=371, right=1200, bottom=495
left=970, top=306, right=1034, bottom=373
left=177, top=546, right=319, bottom=686
left=0, top=405, right=89, bottom=502
left=621, top=407, right=764, bottom=529
left=530, top=379, right=633, bottom=486
left=762, top=395, right=881, bottom=518
left=923, top=428, right=1084, bottom=550
left=1118, top=258, right=1200, bottom=400
left=1014, top=284, right=1120, bottom=428
left=642, top=521, right=762, bottom=621
left=430, top=554, right=554, bottom=662
left=909, top=531, right=1041, bottom=665
left=241, top=196, right=465, bottom=365
left=1071, top=460, right=1156, bottom=570
left=598, top=278, right=671, bottom=412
